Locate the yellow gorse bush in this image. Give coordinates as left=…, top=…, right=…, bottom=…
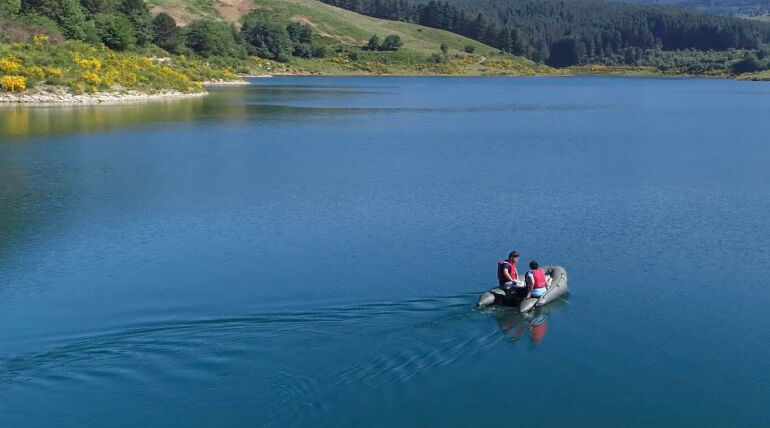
left=0, top=56, right=22, bottom=74
left=81, top=71, right=101, bottom=85
left=44, top=66, right=63, bottom=77
left=120, top=73, right=137, bottom=87
left=74, top=55, right=102, bottom=70
left=0, top=40, right=242, bottom=95
left=26, top=66, right=45, bottom=80
left=1, top=75, right=27, bottom=92
left=33, top=35, right=50, bottom=44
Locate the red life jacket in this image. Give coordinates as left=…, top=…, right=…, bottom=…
left=498, top=259, right=518, bottom=282
left=529, top=268, right=547, bottom=289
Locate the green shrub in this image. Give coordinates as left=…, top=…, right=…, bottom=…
left=21, top=0, right=88, bottom=40
left=80, top=0, right=116, bottom=14
left=151, top=12, right=182, bottom=53
left=1, top=0, right=21, bottom=17
left=185, top=20, right=243, bottom=58
left=380, top=34, right=402, bottom=51
left=94, top=12, right=134, bottom=50
left=731, top=54, right=762, bottom=75
left=241, top=14, right=290, bottom=61
left=429, top=52, right=445, bottom=63
left=14, top=12, right=62, bottom=39
left=364, top=34, right=379, bottom=51
left=285, top=22, right=312, bottom=43
left=118, top=0, right=150, bottom=46
left=292, top=43, right=312, bottom=58
left=312, top=45, right=325, bottom=58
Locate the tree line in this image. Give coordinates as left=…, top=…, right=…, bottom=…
left=1, top=0, right=410, bottom=62
left=0, top=0, right=325, bottom=60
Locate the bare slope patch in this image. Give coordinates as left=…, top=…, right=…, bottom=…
left=217, top=0, right=255, bottom=22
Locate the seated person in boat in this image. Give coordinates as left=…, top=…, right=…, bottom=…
left=498, top=251, right=525, bottom=293
left=525, top=261, right=549, bottom=299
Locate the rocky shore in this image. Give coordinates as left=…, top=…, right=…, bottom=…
left=201, top=79, right=254, bottom=86
left=0, top=87, right=211, bottom=105
left=0, top=79, right=258, bottom=105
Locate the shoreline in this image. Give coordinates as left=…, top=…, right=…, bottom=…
left=0, top=87, right=209, bottom=106
left=201, top=79, right=255, bottom=86
left=1, top=71, right=764, bottom=106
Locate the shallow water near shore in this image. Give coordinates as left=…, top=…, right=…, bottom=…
left=1, top=76, right=769, bottom=427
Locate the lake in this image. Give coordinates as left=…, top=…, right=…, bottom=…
left=1, top=76, right=768, bottom=427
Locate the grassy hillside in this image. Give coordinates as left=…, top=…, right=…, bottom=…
left=151, top=0, right=558, bottom=75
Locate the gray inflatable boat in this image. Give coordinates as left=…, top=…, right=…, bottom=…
left=476, top=265, right=568, bottom=312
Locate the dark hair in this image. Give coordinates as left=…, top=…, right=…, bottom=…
left=508, top=251, right=519, bottom=260
left=529, top=261, right=538, bottom=269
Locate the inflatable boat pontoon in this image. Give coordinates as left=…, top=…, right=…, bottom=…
left=477, top=265, right=568, bottom=312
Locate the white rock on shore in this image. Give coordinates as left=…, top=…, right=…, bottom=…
left=201, top=79, right=253, bottom=86
left=0, top=87, right=209, bottom=106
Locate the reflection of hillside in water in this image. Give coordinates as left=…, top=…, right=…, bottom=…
left=0, top=97, right=208, bottom=140
left=0, top=84, right=383, bottom=141
left=493, top=299, right=568, bottom=345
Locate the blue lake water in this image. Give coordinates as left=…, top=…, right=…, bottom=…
left=1, top=76, right=769, bottom=427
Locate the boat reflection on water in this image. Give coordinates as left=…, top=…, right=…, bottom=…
left=493, top=299, right=568, bottom=345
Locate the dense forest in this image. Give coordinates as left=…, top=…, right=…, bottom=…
left=321, top=0, right=770, bottom=69
left=615, top=0, right=770, bottom=16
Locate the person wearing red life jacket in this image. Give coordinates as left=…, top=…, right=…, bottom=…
left=525, top=260, right=549, bottom=299
left=497, top=251, right=524, bottom=294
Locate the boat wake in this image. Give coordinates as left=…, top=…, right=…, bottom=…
left=0, top=292, right=561, bottom=424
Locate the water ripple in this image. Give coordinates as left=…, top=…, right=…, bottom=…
left=0, top=291, right=558, bottom=427
left=241, top=103, right=620, bottom=116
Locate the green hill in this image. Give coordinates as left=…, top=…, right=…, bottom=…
left=148, top=0, right=558, bottom=75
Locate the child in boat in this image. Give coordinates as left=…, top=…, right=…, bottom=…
left=525, top=261, right=549, bottom=299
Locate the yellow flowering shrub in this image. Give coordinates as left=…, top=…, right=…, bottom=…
left=1, top=75, right=27, bottom=92
left=33, top=35, right=50, bottom=45
left=119, top=73, right=137, bottom=87
left=0, top=40, right=243, bottom=95
left=26, top=66, right=45, bottom=80
left=70, top=81, right=85, bottom=94
left=187, top=82, right=203, bottom=92
left=44, top=66, right=63, bottom=77
left=0, top=56, right=22, bottom=74
left=75, top=56, right=102, bottom=70
left=81, top=71, right=101, bottom=85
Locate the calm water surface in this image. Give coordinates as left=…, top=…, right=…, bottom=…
left=1, top=77, right=769, bottom=427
